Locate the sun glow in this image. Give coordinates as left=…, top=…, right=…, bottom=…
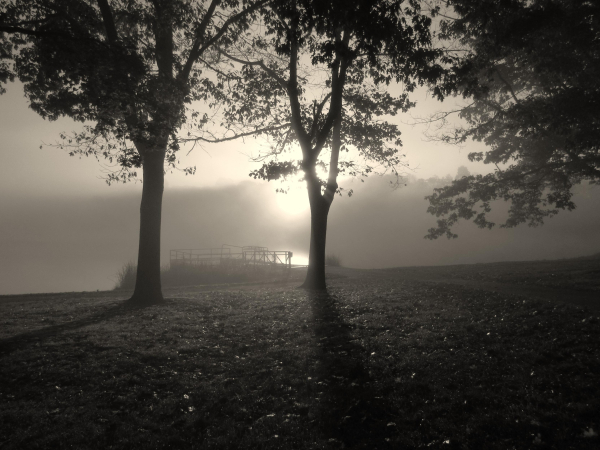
left=275, top=186, right=310, bottom=216
left=291, top=254, right=309, bottom=266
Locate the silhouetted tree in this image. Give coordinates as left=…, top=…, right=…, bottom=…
left=220, top=0, right=444, bottom=289
left=425, top=0, right=600, bottom=239
left=0, top=0, right=269, bottom=304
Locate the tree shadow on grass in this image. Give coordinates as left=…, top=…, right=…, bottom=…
left=0, top=300, right=157, bottom=356
left=308, top=290, right=397, bottom=449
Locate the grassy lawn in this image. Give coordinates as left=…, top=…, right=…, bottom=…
left=0, top=263, right=599, bottom=449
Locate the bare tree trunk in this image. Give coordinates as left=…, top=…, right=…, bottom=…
left=301, top=176, right=332, bottom=290
left=301, top=82, right=342, bottom=290
left=128, top=147, right=165, bottom=305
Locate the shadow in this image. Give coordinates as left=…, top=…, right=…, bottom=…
left=0, top=300, right=154, bottom=355
left=308, top=290, right=397, bottom=449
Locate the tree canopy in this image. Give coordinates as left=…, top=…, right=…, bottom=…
left=425, top=0, right=600, bottom=239
left=0, top=0, right=268, bottom=303
left=1, top=0, right=269, bottom=180
left=218, top=0, right=443, bottom=288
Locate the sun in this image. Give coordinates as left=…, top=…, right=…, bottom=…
left=275, top=186, right=310, bottom=216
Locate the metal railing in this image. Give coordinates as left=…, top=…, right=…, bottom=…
left=170, top=245, right=293, bottom=270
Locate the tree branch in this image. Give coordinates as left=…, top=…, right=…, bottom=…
left=495, top=67, right=520, bottom=104
left=218, top=48, right=288, bottom=89
left=198, top=56, right=241, bottom=80
left=273, top=8, right=291, bottom=31
left=97, top=0, right=119, bottom=45
left=180, top=0, right=271, bottom=82
left=408, top=102, right=475, bottom=126
left=180, top=0, right=221, bottom=81
left=198, top=0, right=271, bottom=54
left=152, top=2, right=174, bottom=80
left=309, top=93, right=332, bottom=140
left=1, top=8, right=97, bottom=43
left=0, top=24, right=58, bottom=37
left=313, top=29, right=350, bottom=156
left=181, top=122, right=291, bottom=144
left=287, top=13, right=312, bottom=156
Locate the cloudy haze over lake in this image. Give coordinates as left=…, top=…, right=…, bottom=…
left=2, top=82, right=600, bottom=295
left=2, top=175, right=599, bottom=295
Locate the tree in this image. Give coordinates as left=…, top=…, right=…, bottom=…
left=0, top=0, right=269, bottom=304
left=424, top=0, right=600, bottom=239
left=220, top=0, right=443, bottom=289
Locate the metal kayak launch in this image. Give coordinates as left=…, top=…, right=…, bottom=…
left=170, top=244, right=293, bottom=272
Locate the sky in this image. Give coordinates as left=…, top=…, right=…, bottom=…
left=1, top=81, right=600, bottom=295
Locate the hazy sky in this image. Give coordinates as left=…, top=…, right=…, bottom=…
left=1, top=81, right=599, bottom=295
left=0, top=81, right=484, bottom=196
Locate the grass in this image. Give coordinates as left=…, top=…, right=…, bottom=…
left=1, top=260, right=599, bottom=449
left=325, top=254, right=343, bottom=267
left=387, top=257, right=600, bottom=293
left=114, top=262, right=137, bottom=290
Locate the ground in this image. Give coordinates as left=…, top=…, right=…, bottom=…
left=0, top=258, right=599, bottom=449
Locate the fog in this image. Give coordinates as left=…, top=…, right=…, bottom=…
left=327, top=176, right=600, bottom=268
left=2, top=175, right=599, bottom=295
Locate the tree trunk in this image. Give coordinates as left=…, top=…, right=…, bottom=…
left=128, top=147, right=166, bottom=305
left=301, top=177, right=332, bottom=290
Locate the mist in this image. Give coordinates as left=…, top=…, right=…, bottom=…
left=328, top=175, right=600, bottom=268
left=2, top=176, right=599, bottom=295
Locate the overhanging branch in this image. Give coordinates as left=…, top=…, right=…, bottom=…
left=180, top=122, right=291, bottom=144
left=180, top=0, right=221, bottom=81
left=180, top=0, right=271, bottom=81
